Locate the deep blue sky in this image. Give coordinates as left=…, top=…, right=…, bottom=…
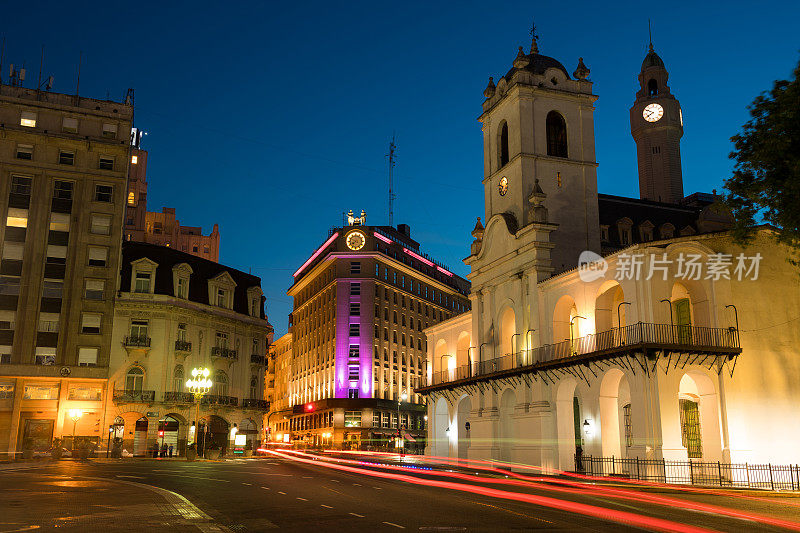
left=3, top=1, right=798, bottom=335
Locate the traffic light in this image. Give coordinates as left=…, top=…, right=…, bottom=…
left=158, top=430, right=164, bottom=438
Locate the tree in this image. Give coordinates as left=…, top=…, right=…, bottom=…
left=724, top=58, right=800, bottom=258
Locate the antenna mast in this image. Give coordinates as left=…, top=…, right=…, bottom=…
left=387, top=134, right=397, bottom=227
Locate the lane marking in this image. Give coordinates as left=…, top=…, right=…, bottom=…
left=472, top=501, right=553, bottom=525
left=373, top=487, right=382, bottom=490
left=261, top=486, right=271, bottom=490
left=115, top=475, right=145, bottom=479
left=296, top=497, right=308, bottom=501
left=242, top=482, right=252, bottom=486
left=348, top=513, right=365, bottom=518
left=330, top=479, right=340, bottom=483
left=302, top=476, right=313, bottom=479
left=321, top=504, right=333, bottom=509
left=353, top=483, right=362, bottom=486
left=383, top=522, right=405, bottom=529
left=278, top=491, right=286, bottom=495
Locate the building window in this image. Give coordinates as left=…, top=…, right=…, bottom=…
left=42, top=279, right=63, bottom=299
left=16, top=144, right=33, bottom=160
left=623, top=403, right=633, bottom=448
left=95, top=184, right=113, bottom=202
left=349, top=323, right=360, bottom=337
left=350, top=282, right=361, bottom=295
left=679, top=398, right=702, bottom=458
left=81, top=313, right=101, bottom=334
left=58, top=151, right=75, bottom=166
left=11, top=176, right=32, bottom=195
left=62, top=117, right=78, bottom=133
left=344, top=410, right=361, bottom=426
left=78, top=347, right=98, bottom=367
left=177, top=277, right=188, bottom=298
left=373, top=411, right=381, bottom=427
left=350, top=261, right=361, bottom=274
left=24, top=383, right=60, bottom=399
left=125, top=367, right=144, bottom=392
left=250, top=376, right=259, bottom=398
left=499, top=121, right=509, bottom=167
left=99, top=156, right=114, bottom=170
left=134, top=272, right=152, bottom=293
left=102, top=123, right=118, bottom=138
left=348, top=365, right=359, bottom=381
left=173, top=365, right=184, bottom=392
left=34, top=347, right=56, bottom=366
left=127, top=191, right=136, bottom=205
left=215, top=370, right=228, bottom=396
left=90, top=214, right=112, bottom=235
left=20, top=111, right=37, bottom=128
left=215, top=331, right=228, bottom=349
left=648, top=78, right=658, bottom=96
left=131, top=154, right=138, bottom=164
left=88, top=247, right=108, bottom=267
left=349, top=303, right=360, bottom=316
left=546, top=111, right=568, bottom=158
left=53, top=180, right=73, bottom=200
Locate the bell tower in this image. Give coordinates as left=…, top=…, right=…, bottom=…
left=478, top=33, right=600, bottom=273
left=630, top=41, right=684, bottom=204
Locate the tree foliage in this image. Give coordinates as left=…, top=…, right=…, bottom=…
left=724, top=58, right=800, bottom=254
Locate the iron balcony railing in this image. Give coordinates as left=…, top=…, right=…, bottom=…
left=242, top=398, right=270, bottom=409
left=202, top=394, right=238, bottom=406
left=174, top=339, right=192, bottom=352
left=113, top=389, right=155, bottom=402
left=123, top=335, right=151, bottom=348
left=211, top=346, right=237, bottom=360
left=250, top=354, right=266, bottom=365
left=163, top=391, right=195, bottom=403
left=421, top=322, right=740, bottom=388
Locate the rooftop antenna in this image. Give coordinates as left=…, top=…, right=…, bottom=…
left=37, top=46, right=43, bottom=91
left=0, top=36, right=5, bottom=85
left=386, top=134, right=397, bottom=227
left=648, top=19, right=653, bottom=50
left=75, top=51, right=82, bottom=98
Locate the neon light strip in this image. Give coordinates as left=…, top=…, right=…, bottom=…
left=403, top=248, right=434, bottom=267
left=374, top=232, right=392, bottom=244
left=293, top=232, right=339, bottom=277
left=437, top=266, right=453, bottom=277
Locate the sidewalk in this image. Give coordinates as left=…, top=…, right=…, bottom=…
left=0, top=471, right=229, bottom=532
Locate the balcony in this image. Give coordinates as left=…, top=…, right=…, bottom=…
left=174, top=339, right=192, bottom=354
left=202, top=394, right=238, bottom=407
left=250, top=354, right=266, bottom=366
left=211, top=346, right=237, bottom=362
left=123, top=335, right=151, bottom=356
left=242, top=398, right=270, bottom=410
left=113, top=389, right=155, bottom=403
left=163, top=391, right=195, bottom=403
left=417, top=322, right=741, bottom=393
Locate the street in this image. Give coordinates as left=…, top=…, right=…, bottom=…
left=1, top=452, right=799, bottom=532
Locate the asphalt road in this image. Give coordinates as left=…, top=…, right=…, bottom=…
left=2, top=453, right=800, bottom=532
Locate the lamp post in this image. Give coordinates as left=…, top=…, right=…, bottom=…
left=660, top=299, right=674, bottom=342
left=569, top=316, right=586, bottom=355
left=186, top=367, right=212, bottom=458
left=68, top=409, right=82, bottom=453
left=397, top=391, right=407, bottom=456
left=617, top=301, right=631, bottom=344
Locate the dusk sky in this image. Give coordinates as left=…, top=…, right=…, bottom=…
left=3, top=1, right=798, bottom=335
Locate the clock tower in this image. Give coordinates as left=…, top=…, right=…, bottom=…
left=630, top=42, right=684, bottom=204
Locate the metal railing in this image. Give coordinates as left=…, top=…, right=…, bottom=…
left=242, top=398, right=270, bottom=409
left=113, top=389, right=155, bottom=402
left=421, top=322, right=739, bottom=388
left=250, top=354, right=266, bottom=365
left=202, top=394, right=238, bottom=406
left=124, top=335, right=151, bottom=348
left=211, top=346, right=237, bottom=360
left=578, top=455, right=800, bottom=491
left=174, top=339, right=192, bottom=352
left=163, top=391, right=195, bottom=403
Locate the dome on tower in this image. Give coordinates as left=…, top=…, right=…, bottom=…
left=504, top=52, right=570, bottom=80
left=641, top=44, right=665, bottom=71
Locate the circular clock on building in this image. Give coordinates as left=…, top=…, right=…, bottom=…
left=643, top=103, right=664, bottom=122
left=498, top=176, right=508, bottom=196
left=346, top=230, right=366, bottom=250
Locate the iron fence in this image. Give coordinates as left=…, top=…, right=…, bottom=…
left=578, top=455, right=800, bottom=491
left=421, top=322, right=739, bottom=388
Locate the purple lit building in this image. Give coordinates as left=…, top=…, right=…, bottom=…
left=278, top=211, right=470, bottom=450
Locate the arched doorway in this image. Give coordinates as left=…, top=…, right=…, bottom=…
left=433, top=397, right=449, bottom=458
left=456, top=396, right=472, bottom=460
left=678, top=372, right=722, bottom=461
left=158, top=415, right=180, bottom=456
left=239, top=418, right=258, bottom=451
left=499, top=307, right=516, bottom=357
left=133, top=417, right=148, bottom=457
left=554, top=378, right=580, bottom=471
left=207, top=415, right=230, bottom=455
left=553, top=295, right=579, bottom=354
left=599, top=368, right=633, bottom=461
left=499, top=389, right=515, bottom=462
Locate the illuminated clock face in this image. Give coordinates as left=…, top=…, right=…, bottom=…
left=346, top=230, right=365, bottom=250
left=643, top=103, right=664, bottom=122
left=498, top=176, right=508, bottom=196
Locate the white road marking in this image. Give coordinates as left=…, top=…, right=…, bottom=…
left=320, top=504, right=333, bottom=509
left=115, top=475, right=144, bottom=479
left=348, top=513, right=365, bottom=518
left=242, top=482, right=252, bottom=486
left=278, top=491, right=286, bottom=495
left=383, top=522, right=405, bottom=529
left=330, top=479, right=340, bottom=483
left=353, top=483, right=362, bottom=486
left=302, top=476, right=313, bottom=479
left=261, top=486, right=271, bottom=490
left=296, top=497, right=308, bottom=501
left=373, top=487, right=382, bottom=490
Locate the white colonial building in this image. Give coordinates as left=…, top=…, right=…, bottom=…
left=419, top=35, right=800, bottom=473
left=104, top=241, right=273, bottom=456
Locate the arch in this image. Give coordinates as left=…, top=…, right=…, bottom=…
left=677, top=371, right=722, bottom=461
left=499, top=388, right=516, bottom=462
left=669, top=279, right=711, bottom=331
left=239, top=417, right=259, bottom=451
left=456, top=395, right=472, bottom=460
left=498, top=121, right=510, bottom=168
left=546, top=111, right=568, bottom=158
left=133, top=416, right=148, bottom=456
left=125, top=366, right=144, bottom=392
left=434, top=339, right=452, bottom=380
left=598, top=368, right=633, bottom=460
left=595, top=281, right=626, bottom=332
left=555, top=378, right=579, bottom=470
left=499, top=306, right=516, bottom=356
left=648, top=79, right=658, bottom=96
left=553, top=294, right=578, bottom=344
left=456, top=331, right=471, bottom=367
left=158, top=414, right=182, bottom=456
left=433, top=396, right=450, bottom=458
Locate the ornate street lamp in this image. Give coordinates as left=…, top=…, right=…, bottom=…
left=186, top=367, right=212, bottom=457
left=68, top=409, right=82, bottom=453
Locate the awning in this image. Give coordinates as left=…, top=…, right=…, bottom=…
left=403, top=433, right=416, bottom=442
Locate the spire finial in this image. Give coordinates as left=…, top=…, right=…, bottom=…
left=648, top=19, right=653, bottom=51
left=529, top=19, right=539, bottom=54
